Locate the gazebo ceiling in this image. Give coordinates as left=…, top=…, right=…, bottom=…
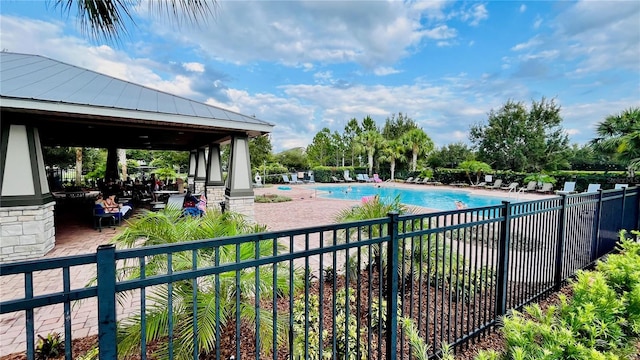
left=0, top=52, right=274, bottom=151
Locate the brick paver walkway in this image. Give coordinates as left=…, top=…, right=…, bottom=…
left=0, top=183, right=549, bottom=357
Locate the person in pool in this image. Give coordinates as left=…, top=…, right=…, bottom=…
left=455, top=200, right=466, bottom=209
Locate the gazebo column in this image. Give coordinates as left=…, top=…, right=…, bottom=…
left=224, top=135, right=254, bottom=221
left=0, top=124, right=55, bottom=262
left=187, top=150, right=196, bottom=192
left=205, top=143, right=225, bottom=210
left=194, top=147, right=207, bottom=195
left=105, top=146, right=119, bottom=181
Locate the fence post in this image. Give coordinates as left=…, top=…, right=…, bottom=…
left=385, top=211, right=400, bottom=360
left=496, top=201, right=511, bottom=317
left=592, top=189, right=604, bottom=262
left=96, top=244, right=117, bottom=360
left=554, top=195, right=568, bottom=291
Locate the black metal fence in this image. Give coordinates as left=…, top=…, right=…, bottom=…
left=1, top=187, right=638, bottom=360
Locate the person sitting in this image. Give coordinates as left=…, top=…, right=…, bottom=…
left=104, top=194, right=133, bottom=218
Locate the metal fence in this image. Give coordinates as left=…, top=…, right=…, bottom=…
left=1, top=187, right=638, bottom=360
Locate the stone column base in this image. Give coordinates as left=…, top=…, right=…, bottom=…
left=0, top=201, right=56, bottom=262
left=206, top=186, right=225, bottom=211
left=194, top=180, right=206, bottom=195
left=224, top=195, right=255, bottom=223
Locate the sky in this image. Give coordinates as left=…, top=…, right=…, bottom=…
left=1, top=1, right=639, bottom=153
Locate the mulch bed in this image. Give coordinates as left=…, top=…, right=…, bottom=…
left=0, top=272, right=574, bottom=360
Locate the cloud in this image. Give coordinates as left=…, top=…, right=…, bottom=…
left=373, top=67, right=401, bottom=76
left=182, top=62, right=204, bottom=72
left=520, top=4, right=527, bottom=13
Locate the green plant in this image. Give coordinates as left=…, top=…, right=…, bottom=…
left=254, top=193, right=292, bottom=203
left=35, top=332, right=64, bottom=360
left=523, top=173, right=557, bottom=185
left=323, top=266, right=335, bottom=284
left=292, top=294, right=329, bottom=360
left=109, top=208, right=305, bottom=360
left=333, top=289, right=367, bottom=360
left=399, top=317, right=430, bottom=360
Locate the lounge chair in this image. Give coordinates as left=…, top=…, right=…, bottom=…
left=363, top=174, right=374, bottom=182
left=343, top=170, right=355, bottom=182
left=307, top=171, right=316, bottom=183
left=470, top=182, right=486, bottom=188
left=409, top=177, right=422, bottom=184
left=519, top=181, right=537, bottom=192
left=501, top=182, right=519, bottom=191
left=614, top=183, right=628, bottom=189
left=424, top=178, right=443, bottom=186
left=331, top=175, right=345, bottom=183
left=584, top=184, right=601, bottom=193
left=536, top=182, right=554, bottom=194
left=372, top=174, right=383, bottom=183
left=298, top=171, right=308, bottom=183
left=404, top=177, right=414, bottom=183
left=282, top=174, right=292, bottom=184
left=555, top=181, right=577, bottom=195
left=290, top=173, right=304, bottom=184
left=450, top=181, right=468, bottom=187
left=356, top=174, right=366, bottom=182
left=484, top=179, right=503, bottom=190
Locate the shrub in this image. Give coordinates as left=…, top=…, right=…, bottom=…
left=35, top=332, right=63, bottom=360
left=254, top=193, right=292, bottom=203
left=476, top=229, right=640, bottom=359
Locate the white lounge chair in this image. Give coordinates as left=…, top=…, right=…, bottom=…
left=485, top=179, right=503, bottom=190
left=519, top=181, right=537, bottom=192
left=584, top=184, right=601, bottom=193
left=555, top=181, right=577, bottom=195
left=614, top=183, right=628, bottom=189
left=290, top=173, right=304, bottom=184
left=501, top=182, right=519, bottom=191
left=536, top=183, right=554, bottom=194
left=343, top=170, right=355, bottom=182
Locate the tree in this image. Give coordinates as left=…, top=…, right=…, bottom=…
left=427, top=142, right=474, bottom=169
left=344, top=118, right=362, bottom=166
left=275, top=148, right=308, bottom=170
left=249, top=135, right=273, bottom=170
left=361, top=115, right=378, bottom=133
left=469, top=98, right=569, bottom=172
left=331, top=130, right=346, bottom=167
left=458, top=160, right=492, bottom=185
left=401, top=128, right=434, bottom=172
left=306, top=128, right=332, bottom=166
left=379, top=139, right=406, bottom=181
left=381, top=112, right=418, bottom=140
left=357, top=130, right=383, bottom=176
left=52, top=0, right=215, bottom=43
left=591, top=107, right=640, bottom=171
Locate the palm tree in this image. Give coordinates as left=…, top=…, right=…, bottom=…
left=112, top=209, right=304, bottom=359
left=591, top=107, right=640, bottom=172
left=51, top=0, right=215, bottom=42
left=402, top=129, right=434, bottom=172
left=357, top=130, right=383, bottom=176
left=379, top=139, right=406, bottom=181
left=458, top=160, right=492, bottom=185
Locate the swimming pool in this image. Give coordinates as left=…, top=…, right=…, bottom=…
left=313, top=185, right=520, bottom=211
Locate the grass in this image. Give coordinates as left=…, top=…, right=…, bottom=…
left=254, top=193, right=292, bottom=203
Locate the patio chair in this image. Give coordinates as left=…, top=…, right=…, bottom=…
left=307, top=170, right=316, bottom=183
left=343, top=170, right=355, bottom=182
left=372, top=174, right=383, bottom=183
left=363, top=174, right=375, bottom=182
left=519, top=181, right=537, bottom=192
left=409, top=177, right=422, bottom=184
left=404, top=177, right=414, bottom=183
left=614, top=183, right=628, bottom=189
left=331, top=175, right=345, bottom=183
left=424, top=178, right=443, bottom=186
left=536, top=182, right=554, bottom=194
left=282, top=174, right=292, bottom=184
left=484, top=179, right=503, bottom=190
left=93, top=204, right=120, bottom=232
left=584, top=184, right=601, bottom=193
left=298, top=171, right=308, bottom=183
left=290, top=173, right=304, bottom=184
left=500, top=182, right=519, bottom=191
left=555, top=181, right=577, bottom=195
left=470, top=182, right=486, bottom=188
left=356, top=174, right=366, bottom=182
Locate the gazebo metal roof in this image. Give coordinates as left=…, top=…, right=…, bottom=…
left=0, top=52, right=274, bottom=150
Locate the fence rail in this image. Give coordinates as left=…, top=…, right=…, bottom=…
left=1, top=187, right=638, bottom=360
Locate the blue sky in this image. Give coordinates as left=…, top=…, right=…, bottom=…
left=1, top=1, right=639, bottom=153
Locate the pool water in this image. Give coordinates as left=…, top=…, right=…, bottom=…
left=313, top=185, right=520, bottom=211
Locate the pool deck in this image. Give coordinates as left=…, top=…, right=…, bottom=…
left=0, top=182, right=553, bottom=357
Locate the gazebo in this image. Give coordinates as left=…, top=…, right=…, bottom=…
left=0, top=52, right=274, bottom=262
